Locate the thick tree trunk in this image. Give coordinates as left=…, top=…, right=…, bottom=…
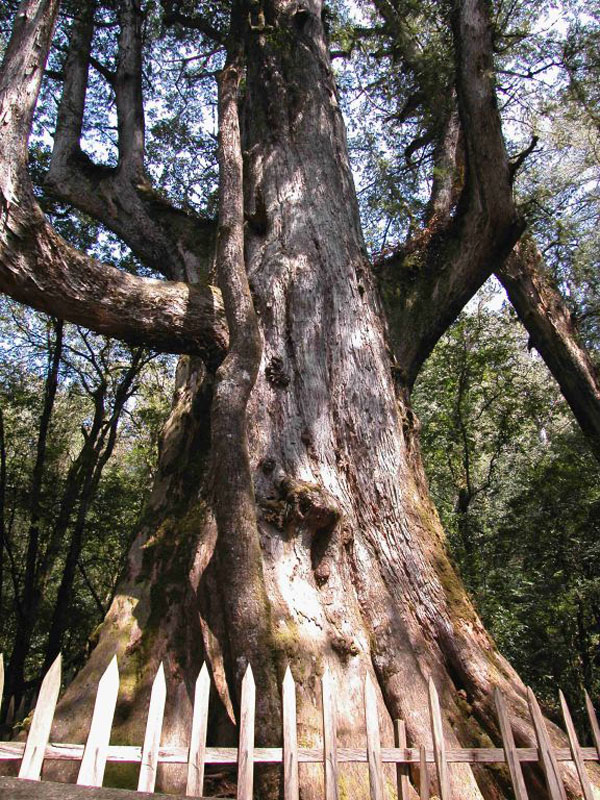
left=1, top=0, right=595, bottom=798
left=47, top=6, right=592, bottom=800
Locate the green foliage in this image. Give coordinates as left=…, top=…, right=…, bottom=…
left=490, top=430, right=600, bottom=722
left=0, top=298, right=174, bottom=691
left=414, top=288, right=600, bottom=728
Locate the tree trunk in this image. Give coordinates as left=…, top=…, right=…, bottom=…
left=47, top=5, right=593, bottom=800
left=0, top=0, right=595, bottom=797
left=5, top=318, right=63, bottom=707
left=43, top=353, right=143, bottom=673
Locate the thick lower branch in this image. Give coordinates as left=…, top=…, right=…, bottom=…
left=0, top=185, right=228, bottom=365
left=0, top=0, right=228, bottom=362
left=498, top=241, right=600, bottom=461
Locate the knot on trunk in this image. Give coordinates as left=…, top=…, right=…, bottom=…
left=278, top=475, right=341, bottom=535
left=265, top=355, right=290, bottom=387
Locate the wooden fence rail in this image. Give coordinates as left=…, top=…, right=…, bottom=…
left=0, top=654, right=599, bottom=799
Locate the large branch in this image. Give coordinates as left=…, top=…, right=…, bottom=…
left=46, top=0, right=215, bottom=284
left=115, top=0, right=145, bottom=179
left=375, top=0, right=523, bottom=388
left=373, top=2, right=600, bottom=462
left=498, top=241, right=600, bottom=462
left=0, top=0, right=228, bottom=367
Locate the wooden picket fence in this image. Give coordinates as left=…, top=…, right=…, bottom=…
left=0, top=652, right=599, bottom=799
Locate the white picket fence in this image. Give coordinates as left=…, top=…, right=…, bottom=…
left=0, top=653, right=599, bottom=799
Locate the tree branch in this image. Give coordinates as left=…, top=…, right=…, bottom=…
left=376, top=0, right=523, bottom=388
left=115, top=0, right=145, bottom=179
left=509, top=134, right=539, bottom=181
left=160, top=0, right=226, bottom=43
left=423, top=104, right=462, bottom=225
left=0, top=0, right=227, bottom=365
left=45, top=0, right=216, bottom=284
left=497, top=240, right=600, bottom=462
left=209, top=15, right=279, bottom=729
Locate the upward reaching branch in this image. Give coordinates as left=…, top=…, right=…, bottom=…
left=115, top=0, right=145, bottom=179
left=376, top=0, right=523, bottom=387
left=0, top=0, right=228, bottom=365
left=372, top=2, right=600, bottom=460
left=210, top=16, right=280, bottom=736
left=46, top=0, right=215, bottom=284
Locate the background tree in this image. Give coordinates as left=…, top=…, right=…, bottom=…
left=0, top=297, right=171, bottom=714
left=413, top=293, right=600, bottom=730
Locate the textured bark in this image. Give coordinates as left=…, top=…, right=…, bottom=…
left=498, top=241, right=600, bottom=462
left=424, top=104, right=463, bottom=226
left=211, top=30, right=281, bottom=736
left=1, top=1, right=596, bottom=799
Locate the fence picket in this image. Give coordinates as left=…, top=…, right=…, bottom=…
left=494, top=688, right=527, bottom=800
left=584, top=691, right=600, bottom=759
left=428, top=678, right=450, bottom=800
left=186, top=663, right=210, bottom=798
left=558, top=690, right=593, bottom=800
left=322, top=667, right=339, bottom=800
left=526, top=687, right=567, bottom=800
left=137, top=663, right=166, bottom=793
left=237, top=664, right=255, bottom=800
left=394, top=720, right=410, bottom=800
left=282, top=667, right=299, bottom=800
left=77, top=656, right=119, bottom=788
left=419, top=744, right=429, bottom=800
left=364, top=675, right=384, bottom=800
left=18, top=654, right=61, bottom=780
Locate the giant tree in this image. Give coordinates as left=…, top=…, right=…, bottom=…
left=0, top=0, right=596, bottom=797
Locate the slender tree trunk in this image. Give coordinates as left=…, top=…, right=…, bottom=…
left=43, top=355, right=142, bottom=672
left=5, top=318, right=63, bottom=706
